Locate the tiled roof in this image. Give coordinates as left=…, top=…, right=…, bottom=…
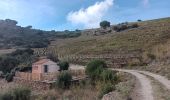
left=33, top=59, right=51, bottom=65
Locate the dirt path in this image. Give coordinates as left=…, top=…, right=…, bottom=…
left=70, top=64, right=170, bottom=100
left=138, top=71, right=170, bottom=90
left=112, top=69, right=154, bottom=100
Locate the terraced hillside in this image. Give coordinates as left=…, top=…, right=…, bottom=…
left=49, top=18, right=169, bottom=55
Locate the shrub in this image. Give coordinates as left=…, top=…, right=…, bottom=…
left=0, top=87, right=31, bottom=100
left=113, top=24, right=128, bottom=32
left=147, top=53, right=156, bottom=60
left=13, top=87, right=31, bottom=100
left=131, top=23, right=138, bottom=28
left=5, top=73, right=14, bottom=82
left=56, top=71, right=72, bottom=89
left=100, top=21, right=110, bottom=29
left=137, top=19, right=142, bottom=22
left=101, top=69, right=118, bottom=83
left=58, top=61, right=69, bottom=71
left=0, top=56, right=19, bottom=73
left=47, top=53, right=59, bottom=62
left=86, top=60, right=107, bottom=80
left=98, top=83, right=115, bottom=98
left=0, top=92, right=13, bottom=100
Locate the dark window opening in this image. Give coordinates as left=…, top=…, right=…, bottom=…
left=44, top=65, right=48, bottom=73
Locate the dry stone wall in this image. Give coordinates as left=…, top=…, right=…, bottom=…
left=13, top=77, right=52, bottom=91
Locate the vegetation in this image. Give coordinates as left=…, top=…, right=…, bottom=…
left=0, top=19, right=81, bottom=48
left=85, top=60, right=119, bottom=98
left=100, top=20, right=110, bottom=29
left=98, top=83, right=115, bottom=98
left=0, top=48, right=36, bottom=74
left=113, top=22, right=138, bottom=32
left=85, top=60, right=107, bottom=80
left=101, top=69, right=118, bottom=83
left=0, top=87, right=31, bottom=100
left=56, top=71, right=72, bottom=89
left=58, top=61, right=69, bottom=71
left=5, top=73, right=14, bottom=82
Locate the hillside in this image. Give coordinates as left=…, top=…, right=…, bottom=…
left=50, top=18, right=170, bottom=55
left=0, top=19, right=81, bottom=49
left=35, top=17, right=170, bottom=78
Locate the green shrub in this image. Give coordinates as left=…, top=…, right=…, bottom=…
left=0, top=87, right=31, bottom=100
left=58, top=61, right=69, bottom=71
left=86, top=60, right=107, bottom=80
left=56, top=71, right=72, bottom=89
left=5, top=73, right=14, bottom=82
left=100, top=21, right=111, bottom=29
left=101, top=69, right=115, bottom=83
left=98, top=83, right=114, bottom=98
left=13, top=87, right=31, bottom=100
left=0, top=92, right=13, bottom=100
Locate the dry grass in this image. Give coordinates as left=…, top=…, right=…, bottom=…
left=45, top=17, right=170, bottom=56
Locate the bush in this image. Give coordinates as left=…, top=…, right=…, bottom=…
left=113, top=24, right=128, bottom=32
left=86, top=60, right=107, bottom=80
left=100, top=21, right=110, bottom=29
left=147, top=53, right=156, bottom=60
left=13, top=87, right=31, bottom=100
left=98, top=83, right=115, bottom=98
left=101, top=69, right=118, bottom=83
left=0, top=56, right=19, bottom=73
left=0, top=87, right=31, bottom=100
left=58, top=61, right=69, bottom=71
left=137, top=19, right=142, bottom=22
left=131, top=23, right=138, bottom=28
left=0, top=92, right=13, bottom=100
left=5, top=73, right=14, bottom=82
left=56, top=71, right=72, bottom=89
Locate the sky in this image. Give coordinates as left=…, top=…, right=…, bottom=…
left=0, top=0, right=169, bottom=31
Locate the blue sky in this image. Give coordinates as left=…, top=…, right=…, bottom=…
left=0, top=0, right=169, bottom=31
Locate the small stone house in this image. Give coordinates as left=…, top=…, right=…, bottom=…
left=32, top=58, right=60, bottom=74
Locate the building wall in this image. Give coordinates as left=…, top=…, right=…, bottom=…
left=32, top=65, right=42, bottom=74
left=32, top=61, right=59, bottom=74
left=42, top=61, right=60, bottom=73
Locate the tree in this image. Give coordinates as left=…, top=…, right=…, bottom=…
left=0, top=56, right=19, bottom=73
left=56, top=72, right=72, bottom=89
left=100, top=21, right=110, bottom=29
left=58, top=61, right=69, bottom=71
left=137, top=19, right=142, bottom=22
left=86, top=60, right=107, bottom=80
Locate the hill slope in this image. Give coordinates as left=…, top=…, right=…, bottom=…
left=0, top=19, right=81, bottom=49
left=49, top=17, right=170, bottom=57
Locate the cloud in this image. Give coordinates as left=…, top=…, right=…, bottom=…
left=67, top=0, right=114, bottom=28
left=0, top=0, right=55, bottom=26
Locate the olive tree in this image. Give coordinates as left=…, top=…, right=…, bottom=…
left=100, top=21, right=111, bottom=29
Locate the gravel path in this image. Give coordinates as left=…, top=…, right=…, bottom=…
left=138, top=71, right=170, bottom=90
left=112, top=69, right=154, bottom=100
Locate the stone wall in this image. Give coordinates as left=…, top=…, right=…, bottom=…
left=13, top=77, right=52, bottom=91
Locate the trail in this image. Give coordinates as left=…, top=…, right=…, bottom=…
left=70, top=64, right=170, bottom=100
left=138, top=70, right=170, bottom=90
left=112, top=69, right=154, bottom=100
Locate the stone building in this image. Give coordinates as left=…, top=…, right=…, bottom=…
left=32, top=58, right=60, bottom=74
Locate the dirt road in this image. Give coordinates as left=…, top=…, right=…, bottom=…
left=138, top=71, right=170, bottom=90
left=112, top=69, right=154, bottom=100
left=70, top=64, right=170, bottom=100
